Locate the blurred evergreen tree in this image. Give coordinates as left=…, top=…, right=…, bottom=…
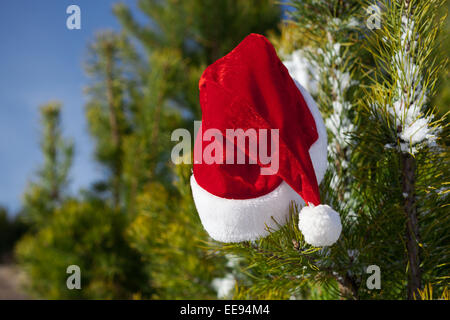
left=16, top=199, right=149, bottom=299
left=126, top=163, right=229, bottom=299
left=17, top=0, right=282, bottom=298
left=22, top=102, right=73, bottom=227
left=85, top=32, right=133, bottom=209
left=16, top=102, right=148, bottom=299
left=108, top=0, right=282, bottom=299
left=11, top=0, right=448, bottom=300
left=114, top=0, right=281, bottom=118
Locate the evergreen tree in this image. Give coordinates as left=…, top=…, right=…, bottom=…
left=12, top=0, right=447, bottom=300
left=16, top=102, right=148, bottom=299
left=109, top=0, right=282, bottom=298
left=85, top=32, right=133, bottom=208
left=114, top=0, right=281, bottom=118
left=126, top=162, right=229, bottom=299
left=214, top=0, right=449, bottom=300
left=16, top=198, right=148, bottom=299
left=15, top=0, right=282, bottom=298
left=22, top=102, right=73, bottom=227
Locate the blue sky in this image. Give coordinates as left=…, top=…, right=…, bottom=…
left=0, top=0, right=140, bottom=215
left=0, top=1, right=288, bottom=216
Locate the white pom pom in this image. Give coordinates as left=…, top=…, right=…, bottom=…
left=298, top=204, right=342, bottom=247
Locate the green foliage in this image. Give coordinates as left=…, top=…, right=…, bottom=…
left=85, top=32, right=135, bottom=207
left=288, top=0, right=363, bottom=197
left=126, top=163, right=228, bottom=299
left=214, top=0, right=449, bottom=300
left=22, top=102, right=73, bottom=227
left=16, top=199, right=148, bottom=299
left=356, top=0, right=449, bottom=298
left=423, top=0, right=449, bottom=136
left=213, top=205, right=342, bottom=300
left=214, top=0, right=366, bottom=300
left=14, top=0, right=447, bottom=301
left=109, top=0, right=282, bottom=299
left=114, top=0, right=281, bottom=117
left=16, top=101, right=146, bottom=299
left=15, top=0, right=281, bottom=300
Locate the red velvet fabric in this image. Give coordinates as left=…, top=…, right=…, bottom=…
left=193, top=33, right=321, bottom=205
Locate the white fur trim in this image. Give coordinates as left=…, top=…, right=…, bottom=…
left=191, top=175, right=304, bottom=242
left=191, top=84, right=328, bottom=242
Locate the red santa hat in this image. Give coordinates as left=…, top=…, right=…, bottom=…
left=190, top=34, right=342, bottom=247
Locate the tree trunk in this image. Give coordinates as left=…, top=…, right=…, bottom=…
left=401, top=153, right=421, bottom=299
left=338, top=278, right=358, bottom=300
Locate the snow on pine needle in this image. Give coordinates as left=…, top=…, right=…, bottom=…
left=284, top=41, right=357, bottom=168
left=282, top=11, right=360, bottom=209
left=320, top=41, right=357, bottom=157
left=383, top=11, right=441, bottom=154
left=283, top=49, right=319, bottom=95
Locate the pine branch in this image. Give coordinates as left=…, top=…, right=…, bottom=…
left=359, top=0, right=449, bottom=298
left=104, top=42, right=122, bottom=208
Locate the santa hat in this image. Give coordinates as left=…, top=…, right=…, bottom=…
left=190, top=34, right=342, bottom=247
